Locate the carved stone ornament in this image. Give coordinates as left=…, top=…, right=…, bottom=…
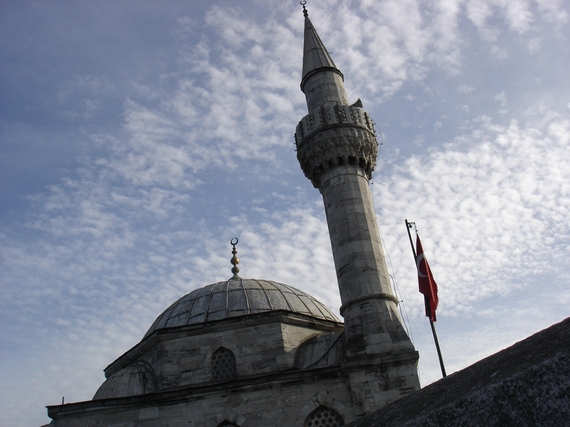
left=295, top=104, right=378, bottom=187
left=296, top=123, right=378, bottom=188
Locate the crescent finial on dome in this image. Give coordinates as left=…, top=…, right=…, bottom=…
left=230, top=238, right=241, bottom=279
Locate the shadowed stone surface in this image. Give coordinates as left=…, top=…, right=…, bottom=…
left=345, top=317, right=570, bottom=427
left=94, top=362, right=157, bottom=399
left=294, top=332, right=344, bottom=369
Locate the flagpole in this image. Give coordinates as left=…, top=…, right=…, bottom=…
left=405, top=219, right=417, bottom=259
left=405, top=219, right=447, bottom=378
left=429, top=319, right=446, bottom=377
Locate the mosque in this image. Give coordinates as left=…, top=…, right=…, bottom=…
left=44, top=4, right=570, bottom=427
left=45, top=6, right=421, bottom=426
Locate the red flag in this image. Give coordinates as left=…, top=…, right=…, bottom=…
left=416, top=235, right=439, bottom=322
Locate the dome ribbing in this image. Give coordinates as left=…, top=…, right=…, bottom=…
left=144, top=278, right=340, bottom=338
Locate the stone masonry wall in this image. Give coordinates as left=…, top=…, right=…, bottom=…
left=51, top=374, right=357, bottom=427
left=140, top=320, right=337, bottom=390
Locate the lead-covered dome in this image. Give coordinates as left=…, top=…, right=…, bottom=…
left=144, top=278, right=340, bottom=338
left=94, top=362, right=157, bottom=400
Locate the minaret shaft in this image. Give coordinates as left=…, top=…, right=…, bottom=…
left=316, top=156, right=414, bottom=358
left=320, top=165, right=394, bottom=307
left=303, top=69, right=348, bottom=113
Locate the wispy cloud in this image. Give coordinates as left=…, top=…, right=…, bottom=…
left=376, top=111, right=570, bottom=317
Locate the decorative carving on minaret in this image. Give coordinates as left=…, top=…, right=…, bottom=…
left=295, top=104, right=378, bottom=188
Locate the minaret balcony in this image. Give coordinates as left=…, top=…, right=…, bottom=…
left=295, top=104, right=375, bottom=147
left=295, top=104, right=378, bottom=188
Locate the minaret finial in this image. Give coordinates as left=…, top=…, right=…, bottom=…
left=300, top=1, right=308, bottom=17
left=230, top=238, right=241, bottom=279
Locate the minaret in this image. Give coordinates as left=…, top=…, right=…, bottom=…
left=295, top=6, right=419, bottom=411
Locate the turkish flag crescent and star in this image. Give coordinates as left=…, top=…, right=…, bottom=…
left=416, top=235, right=439, bottom=322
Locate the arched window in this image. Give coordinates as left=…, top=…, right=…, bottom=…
left=305, top=406, right=344, bottom=427
left=217, top=422, right=239, bottom=427
left=211, top=347, right=237, bottom=382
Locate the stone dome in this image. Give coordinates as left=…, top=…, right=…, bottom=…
left=93, top=362, right=157, bottom=400
left=294, top=332, right=344, bottom=370
left=144, top=278, right=340, bottom=338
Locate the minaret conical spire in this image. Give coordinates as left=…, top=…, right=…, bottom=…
left=300, top=10, right=348, bottom=113
left=301, top=14, right=343, bottom=90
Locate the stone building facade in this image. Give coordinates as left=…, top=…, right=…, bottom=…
left=45, top=8, right=420, bottom=427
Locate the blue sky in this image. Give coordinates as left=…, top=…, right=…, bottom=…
left=1, top=1, right=569, bottom=426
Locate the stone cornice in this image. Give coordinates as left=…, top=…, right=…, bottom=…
left=47, top=365, right=345, bottom=419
